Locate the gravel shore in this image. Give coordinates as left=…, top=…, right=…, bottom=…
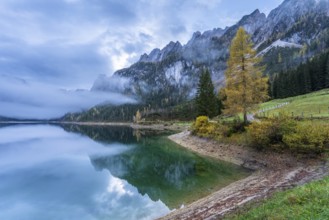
left=160, top=131, right=329, bottom=220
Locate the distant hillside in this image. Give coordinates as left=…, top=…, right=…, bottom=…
left=62, top=101, right=197, bottom=122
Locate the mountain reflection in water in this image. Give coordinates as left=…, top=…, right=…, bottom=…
left=0, top=124, right=249, bottom=220
left=63, top=124, right=250, bottom=209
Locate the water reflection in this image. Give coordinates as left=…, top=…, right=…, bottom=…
left=62, top=125, right=249, bottom=209
left=0, top=125, right=169, bottom=220
left=61, top=124, right=137, bottom=144
left=0, top=124, right=249, bottom=220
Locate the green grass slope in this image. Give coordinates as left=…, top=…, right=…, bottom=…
left=258, top=89, right=329, bottom=119
left=226, top=176, right=329, bottom=220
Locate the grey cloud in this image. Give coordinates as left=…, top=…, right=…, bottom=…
left=139, top=33, right=153, bottom=41
left=170, top=25, right=187, bottom=36
left=3, top=0, right=137, bottom=25
left=123, top=43, right=138, bottom=54
left=0, top=38, right=109, bottom=87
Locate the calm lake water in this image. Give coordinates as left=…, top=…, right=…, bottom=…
left=0, top=124, right=249, bottom=220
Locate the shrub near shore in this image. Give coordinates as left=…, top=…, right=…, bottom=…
left=191, top=116, right=229, bottom=139
left=192, top=116, right=329, bottom=154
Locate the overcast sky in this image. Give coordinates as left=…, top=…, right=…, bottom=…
left=0, top=0, right=284, bottom=119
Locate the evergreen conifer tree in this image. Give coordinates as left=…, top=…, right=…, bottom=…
left=195, top=68, right=218, bottom=118
left=271, top=52, right=329, bottom=99
left=318, top=54, right=327, bottom=89
left=303, top=63, right=312, bottom=93
left=272, top=74, right=278, bottom=99
left=326, top=56, right=329, bottom=88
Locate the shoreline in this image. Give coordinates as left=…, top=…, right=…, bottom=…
left=55, top=121, right=133, bottom=127
left=161, top=131, right=329, bottom=220
left=57, top=121, right=189, bottom=131
left=0, top=121, right=190, bottom=131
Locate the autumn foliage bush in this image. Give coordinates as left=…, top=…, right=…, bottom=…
left=283, top=123, right=329, bottom=154
left=191, top=116, right=229, bottom=139
left=192, top=115, right=329, bottom=154
left=248, top=116, right=329, bottom=154
left=247, top=115, right=296, bottom=150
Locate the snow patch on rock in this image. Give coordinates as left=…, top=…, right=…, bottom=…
left=258, top=40, right=303, bottom=56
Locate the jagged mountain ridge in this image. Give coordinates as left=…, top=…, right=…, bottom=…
left=75, top=0, right=329, bottom=122
left=91, top=8, right=268, bottom=106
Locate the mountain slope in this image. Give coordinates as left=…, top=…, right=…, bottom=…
left=68, top=0, right=329, bottom=122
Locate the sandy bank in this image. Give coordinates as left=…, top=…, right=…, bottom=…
left=160, top=131, right=329, bottom=220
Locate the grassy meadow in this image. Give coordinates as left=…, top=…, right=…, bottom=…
left=257, top=89, right=329, bottom=119
left=226, top=176, right=329, bottom=220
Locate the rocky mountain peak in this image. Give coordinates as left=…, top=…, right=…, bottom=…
left=190, top=31, right=201, bottom=41
left=203, top=28, right=226, bottom=37
left=190, top=28, right=225, bottom=41
left=238, top=9, right=266, bottom=34
left=163, top=41, right=182, bottom=53
left=267, top=0, right=314, bottom=20
left=240, top=9, right=263, bottom=22
left=139, top=41, right=182, bottom=63
left=254, top=0, right=329, bottom=43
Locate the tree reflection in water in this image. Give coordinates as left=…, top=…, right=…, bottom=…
left=63, top=124, right=250, bottom=209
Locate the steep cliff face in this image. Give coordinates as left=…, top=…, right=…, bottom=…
left=253, top=0, right=314, bottom=44
left=258, top=0, right=329, bottom=47
left=87, top=0, right=329, bottom=119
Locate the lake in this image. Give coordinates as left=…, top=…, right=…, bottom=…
left=0, top=124, right=250, bottom=220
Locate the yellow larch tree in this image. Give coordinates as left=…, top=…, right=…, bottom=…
left=224, top=27, right=268, bottom=124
